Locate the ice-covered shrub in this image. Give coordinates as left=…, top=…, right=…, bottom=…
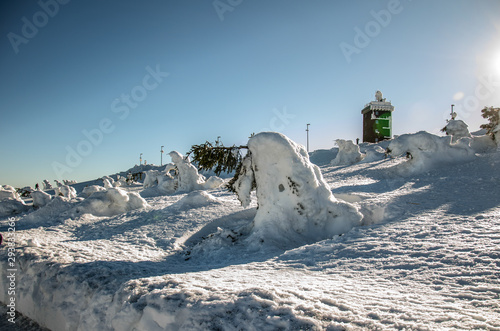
left=230, top=132, right=363, bottom=247
left=168, top=151, right=223, bottom=193
left=143, top=170, right=161, bottom=188
left=42, top=179, right=52, bottom=190
left=31, top=190, right=52, bottom=208
left=54, top=185, right=77, bottom=199
left=74, top=187, right=148, bottom=217
left=330, top=139, right=364, bottom=166
left=387, top=131, right=475, bottom=175
left=442, top=119, right=471, bottom=142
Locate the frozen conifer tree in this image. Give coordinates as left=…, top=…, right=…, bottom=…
left=480, top=107, right=500, bottom=145
left=189, top=132, right=363, bottom=247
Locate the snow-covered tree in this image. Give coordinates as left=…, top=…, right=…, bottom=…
left=190, top=132, right=363, bottom=246
left=42, top=179, right=53, bottom=190
left=441, top=119, right=471, bottom=142
left=480, top=107, right=500, bottom=145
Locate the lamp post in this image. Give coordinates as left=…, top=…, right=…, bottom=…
left=140, top=153, right=143, bottom=165
left=160, top=146, right=164, bottom=166
left=450, top=104, right=456, bottom=120
left=306, top=123, right=310, bottom=153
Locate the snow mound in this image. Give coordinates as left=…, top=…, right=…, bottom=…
left=330, top=139, right=364, bottom=166
left=387, top=131, right=476, bottom=175
left=0, top=185, right=21, bottom=200
left=81, top=185, right=107, bottom=198
left=31, top=190, right=52, bottom=208
left=174, top=191, right=221, bottom=209
left=54, top=185, right=77, bottom=199
left=360, top=144, right=387, bottom=163
left=0, top=185, right=28, bottom=216
left=233, top=132, right=363, bottom=247
left=471, top=134, right=497, bottom=153
left=74, top=187, right=148, bottom=217
left=22, top=196, right=76, bottom=225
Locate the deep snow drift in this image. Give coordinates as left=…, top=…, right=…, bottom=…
left=0, top=130, right=499, bottom=330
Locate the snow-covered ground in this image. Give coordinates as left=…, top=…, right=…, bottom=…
left=1, top=133, right=499, bottom=330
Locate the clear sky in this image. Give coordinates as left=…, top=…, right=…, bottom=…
left=1, top=0, right=500, bottom=188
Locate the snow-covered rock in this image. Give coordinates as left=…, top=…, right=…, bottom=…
left=330, top=139, right=364, bottom=166
left=232, top=132, right=363, bottom=247
left=54, top=185, right=77, bottom=199
left=387, top=131, right=476, bottom=175
left=31, top=190, right=52, bottom=208
left=74, top=187, right=148, bottom=217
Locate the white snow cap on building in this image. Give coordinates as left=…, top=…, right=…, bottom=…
left=233, top=132, right=363, bottom=247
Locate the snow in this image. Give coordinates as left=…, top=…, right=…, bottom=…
left=30, top=191, right=52, bottom=209
left=330, top=139, right=364, bottom=166
left=232, top=132, right=363, bottom=248
left=73, top=187, right=148, bottom=217
left=54, top=185, right=77, bottom=199
left=1, top=131, right=499, bottom=330
left=387, top=131, right=476, bottom=175
left=443, top=119, right=471, bottom=142
left=82, top=185, right=107, bottom=198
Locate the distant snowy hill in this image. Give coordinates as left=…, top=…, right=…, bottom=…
left=0, top=131, right=499, bottom=330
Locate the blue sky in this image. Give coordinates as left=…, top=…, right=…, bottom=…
left=1, top=0, right=500, bottom=188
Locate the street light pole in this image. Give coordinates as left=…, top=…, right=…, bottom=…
left=160, top=146, right=164, bottom=166
left=306, top=123, right=310, bottom=153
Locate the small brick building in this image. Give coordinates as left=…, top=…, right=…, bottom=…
left=361, top=91, right=394, bottom=143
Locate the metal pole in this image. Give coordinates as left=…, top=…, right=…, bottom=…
left=161, top=146, right=164, bottom=166
left=306, top=123, right=310, bottom=153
